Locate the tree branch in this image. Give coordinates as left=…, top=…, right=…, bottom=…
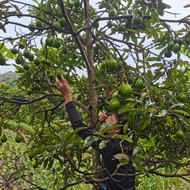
left=149, top=170, right=190, bottom=182
left=92, top=15, right=190, bottom=26
left=57, top=0, right=93, bottom=73
left=0, top=93, right=90, bottom=114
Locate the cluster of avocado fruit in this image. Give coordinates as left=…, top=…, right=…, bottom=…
left=98, top=57, right=144, bottom=111
left=164, top=40, right=182, bottom=58
left=108, top=79, right=144, bottom=111
left=10, top=43, right=36, bottom=70
left=9, top=37, right=61, bottom=70
left=103, top=57, right=186, bottom=111
left=0, top=132, right=23, bottom=144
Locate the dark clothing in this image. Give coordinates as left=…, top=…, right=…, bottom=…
left=66, top=102, right=136, bottom=190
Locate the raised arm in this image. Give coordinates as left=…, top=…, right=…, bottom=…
left=55, top=75, right=72, bottom=104
left=55, top=75, right=94, bottom=140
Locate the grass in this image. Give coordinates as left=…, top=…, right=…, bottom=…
left=136, top=174, right=190, bottom=190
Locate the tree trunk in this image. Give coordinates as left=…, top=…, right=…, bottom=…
left=84, top=0, right=101, bottom=189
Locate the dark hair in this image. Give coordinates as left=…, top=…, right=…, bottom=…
left=106, top=111, right=127, bottom=125
left=106, top=110, right=118, bottom=116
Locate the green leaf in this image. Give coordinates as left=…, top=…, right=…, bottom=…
left=145, top=70, right=154, bottom=85
left=1, top=25, right=6, bottom=33
left=184, top=3, right=190, bottom=8
left=99, top=140, right=107, bottom=149
left=169, top=103, right=184, bottom=110
left=126, top=0, right=132, bottom=9
left=123, top=121, right=129, bottom=135
left=158, top=110, right=167, bottom=117
left=83, top=135, right=99, bottom=148
left=151, top=62, right=165, bottom=67
left=54, top=154, right=64, bottom=166
left=171, top=109, right=190, bottom=116
left=146, top=57, right=160, bottom=61
left=128, top=111, right=136, bottom=130
left=179, top=60, right=190, bottom=67
left=165, top=115, right=173, bottom=127
left=127, top=29, right=139, bottom=35
left=43, top=157, right=49, bottom=169
left=164, top=3, right=171, bottom=9
left=140, top=92, right=148, bottom=102
left=65, top=126, right=87, bottom=141
left=139, top=118, right=151, bottom=131
left=116, top=135, right=133, bottom=143
left=13, top=64, right=25, bottom=73
left=47, top=158, right=54, bottom=170
left=119, top=100, right=138, bottom=114
left=131, top=35, right=137, bottom=44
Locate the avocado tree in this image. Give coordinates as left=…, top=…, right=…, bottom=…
left=0, top=0, right=190, bottom=189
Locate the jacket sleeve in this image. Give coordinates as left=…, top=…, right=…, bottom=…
left=65, top=101, right=94, bottom=140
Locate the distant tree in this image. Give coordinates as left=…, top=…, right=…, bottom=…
left=0, top=71, right=19, bottom=86
left=0, top=0, right=190, bottom=189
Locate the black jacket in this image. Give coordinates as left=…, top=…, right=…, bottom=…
left=66, top=101, right=135, bottom=190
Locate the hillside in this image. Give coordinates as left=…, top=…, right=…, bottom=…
left=0, top=71, right=19, bottom=86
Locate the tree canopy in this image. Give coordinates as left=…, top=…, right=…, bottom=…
left=0, top=0, right=190, bottom=189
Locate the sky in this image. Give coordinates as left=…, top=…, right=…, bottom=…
left=0, top=0, right=190, bottom=74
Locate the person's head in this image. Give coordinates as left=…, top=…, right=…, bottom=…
left=102, top=111, right=121, bottom=134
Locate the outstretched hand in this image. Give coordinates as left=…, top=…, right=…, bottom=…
left=99, top=112, right=108, bottom=123
left=56, top=75, right=72, bottom=103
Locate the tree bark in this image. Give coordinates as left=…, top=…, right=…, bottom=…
left=84, top=0, right=101, bottom=189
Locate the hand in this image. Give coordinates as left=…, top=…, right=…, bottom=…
left=56, top=75, right=72, bottom=103
left=99, top=112, right=108, bottom=123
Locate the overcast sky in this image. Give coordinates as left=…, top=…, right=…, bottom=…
left=0, top=0, right=189, bottom=74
